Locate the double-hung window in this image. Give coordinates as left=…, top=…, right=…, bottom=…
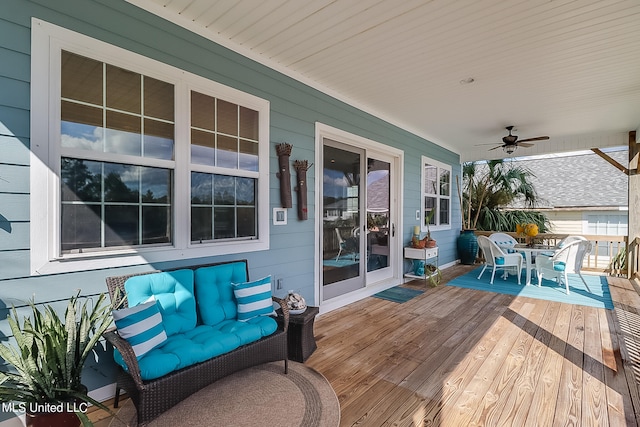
left=421, top=156, right=451, bottom=232
left=31, top=20, right=269, bottom=274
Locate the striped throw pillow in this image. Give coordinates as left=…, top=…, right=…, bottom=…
left=232, top=276, right=276, bottom=321
left=112, top=298, right=167, bottom=358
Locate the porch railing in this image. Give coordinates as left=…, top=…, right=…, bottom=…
left=628, top=236, right=640, bottom=280
left=475, top=231, right=628, bottom=276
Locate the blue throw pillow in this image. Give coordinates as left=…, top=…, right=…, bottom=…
left=112, top=299, right=167, bottom=359
left=232, top=276, right=276, bottom=322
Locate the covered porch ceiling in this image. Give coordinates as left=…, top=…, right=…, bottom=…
left=128, top=0, right=640, bottom=162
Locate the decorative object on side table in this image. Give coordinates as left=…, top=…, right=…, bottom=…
left=285, top=290, right=307, bottom=314
left=412, top=208, right=436, bottom=249
left=0, top=291, right=114, bottom=427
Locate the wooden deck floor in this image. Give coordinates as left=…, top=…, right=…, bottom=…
left=306, top=264, right=640, bottom=427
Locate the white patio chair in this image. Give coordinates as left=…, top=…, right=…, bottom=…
left=536, top=239, right=592, bottom=294
left=335, top=228, right=358, bottom=261
left=477, top=235, right=523, bottom=285
left=489, top=232, right=518, bottom=253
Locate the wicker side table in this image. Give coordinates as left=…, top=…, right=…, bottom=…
left=276, top=306, right=319, bottom=362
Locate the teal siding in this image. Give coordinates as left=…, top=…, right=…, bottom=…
left=0, top=0, right=462, bottom=406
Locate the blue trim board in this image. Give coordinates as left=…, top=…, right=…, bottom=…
left=447, top=267, right=614, bottom=310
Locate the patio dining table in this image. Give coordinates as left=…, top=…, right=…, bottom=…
left=513, top=243, right=556, bottom=286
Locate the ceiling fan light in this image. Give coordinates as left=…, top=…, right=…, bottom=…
left=503, top=145, right=516, bottom=154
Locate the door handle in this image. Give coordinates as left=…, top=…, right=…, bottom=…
left=392, top=223, right=395, bottom=237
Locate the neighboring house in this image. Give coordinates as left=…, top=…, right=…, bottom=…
left=0, top=1, right=460, bottom=410
left=510, top=149, right=628, bottom=237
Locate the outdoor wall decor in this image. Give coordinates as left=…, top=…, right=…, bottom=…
left=275, top=143, right=293, bottom=208
left=293, top=160, right=312, bottom=220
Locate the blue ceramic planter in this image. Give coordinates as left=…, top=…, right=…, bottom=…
left=457, top=230, right=478, bottom=265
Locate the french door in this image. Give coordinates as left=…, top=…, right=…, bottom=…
left=321, top=139, right=397, bottom=301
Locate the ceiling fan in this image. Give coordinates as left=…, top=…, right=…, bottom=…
left=488, top=126, right=549, bottom=154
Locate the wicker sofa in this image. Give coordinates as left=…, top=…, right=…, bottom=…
left=103, top=260, right=289, bottom=426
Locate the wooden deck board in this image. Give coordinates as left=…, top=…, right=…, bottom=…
left=93, top=264, right=640, bottom=426
left=306, top=264, right=640, bottom=426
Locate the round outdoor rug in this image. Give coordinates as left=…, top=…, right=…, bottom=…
left=109, top=361, right=340, bottom=427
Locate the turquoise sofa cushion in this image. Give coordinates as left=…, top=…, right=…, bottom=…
left=495, top=257, right=505, bottom=265
left=112, top=298, right=167, bottom=359
left=195, top=262, right=248, bottom=326
left=113, top=318, right=277, bottom=380
left=553, top=261, right=566, bottom=271
left=233, top=276, right=276, bottom=321
left=112, top=263, right=280, bottom=381
left=124, top=270, right=196, bottom=336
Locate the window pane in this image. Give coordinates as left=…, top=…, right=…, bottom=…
left=105, top=111, right=142, bottom=155
left=104, top=163, right=139, bottom=203
left=217, top=100, right=237, bottom=135
left=191, top=129, right=215, bottom=166
left=191, top=130, right=216, bottom=166
left=239, top=106, right=258, bottom=140
left=424, top=164, right=437, bottom=195
left=106, top=64, right=141, bottom=114
left=237, top=206, right=255, bottom=237
left=440, top=198, right=450, bottom=225
left=191, top=172, right=212, bottom=204
left=440, top=169, right=450, bottom=196
left=214, top=206, right=234, bottom=239
left=217, top=135, right=238, bottom=169
left=61, top=158, right=101, bottom=202
left=190, top=174, right=256, bottom=242
left=61, top=204, right=101, bottom=251
left=191, top=91, right=215, bottom=131
left=61, top=51, right=102, bottom=105
left=236, top=177, right=256, bottom=205
left=142, top=206, right=170, bottom=244
left=424, top=196, right=436, bottom=226
left=214, top=175, right=235, bottom=205
left=105, top=205, right=139, bottom=246
left=141, top=168, right=171, bottom=203
left=144, top=77, right=174, bottom=121
left=239, top=139, right=258, bottom=171
left=144, top=119, right=174, bottom=160
left=191, top=207, right=212, bottom=241
left=61, top=102, right=103, bottom=151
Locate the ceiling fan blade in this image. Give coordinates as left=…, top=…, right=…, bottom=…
left=518, top=142, right=535, bottom=148
left=488, top=145, right=502, bottom=151
left=517, top=136, right=549, bottom=143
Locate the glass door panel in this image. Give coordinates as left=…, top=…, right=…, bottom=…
left=322, top=142, right=365, bottom=300
left=366, top=158, right=391, bottom=274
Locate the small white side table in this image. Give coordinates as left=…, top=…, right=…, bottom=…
left=404, top=246, right=438, bottom=279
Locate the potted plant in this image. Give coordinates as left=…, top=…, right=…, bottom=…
left=425, top=263, right=442, bottom=287
left=412, top=208, right=437, bottom=248
left=0, top=291, right=114, bottom=427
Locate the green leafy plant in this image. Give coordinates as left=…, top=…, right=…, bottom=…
left=458, top=160, right=549, bottom=232
left=0, top=291, right=114, bottom=426
left=425, top=264, right=442, bottom=287
left=424, top=207, right=436, bottom=241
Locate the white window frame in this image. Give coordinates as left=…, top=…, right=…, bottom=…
left=30, top=19, right=269, bottom=275
left=420, top=156, right=451, bottom=232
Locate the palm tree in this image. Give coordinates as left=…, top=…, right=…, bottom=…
left=461, top=159, right=549, bottom=232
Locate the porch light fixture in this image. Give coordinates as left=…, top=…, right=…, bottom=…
left=503, top=145, right=516, bottom=154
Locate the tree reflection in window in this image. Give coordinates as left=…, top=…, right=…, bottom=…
left=60, top=158, right=171, bottom=252
left=190, top=172, right=256, bottom=242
